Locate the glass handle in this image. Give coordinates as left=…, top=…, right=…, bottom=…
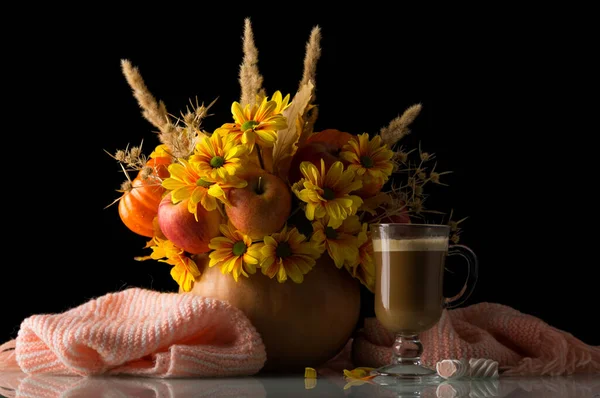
left=444, top=244, right=479, bottom=309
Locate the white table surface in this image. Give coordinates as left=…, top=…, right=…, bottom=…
left=0, top=370, right=599, bottom=397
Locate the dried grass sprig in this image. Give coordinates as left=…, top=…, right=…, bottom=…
left=106, top=141, right=148, bottom=175
left=181, top=96, right=217, bottom=133
left=121, top=59, right=195, bottom=158
left=239, top=18, right=264, bottom=107
left=377, top=142, right=455, bottom=223
left=380, top=103, right=423, bottom=147
left=299, top=26, right=321, bottom=98
left=447, top=209, right=468, bottom=243
left=121, top=59, right=169, bottom=131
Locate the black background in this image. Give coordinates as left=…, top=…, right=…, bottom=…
left=3, top=9, right=597, bottom=348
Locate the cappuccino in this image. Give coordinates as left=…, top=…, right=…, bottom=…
left=373, top=237, right=448, bottom=334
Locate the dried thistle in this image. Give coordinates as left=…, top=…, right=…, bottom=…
left=380, top=103, right=423, bottom=147
left=181, top=96, right=217, bottom=132
left=105, top=141, right=148, bottom=174
left=239, top=18, right=264, bottom=108
left=447, top=209, right=468, bottom=244
left=160, top=125, right=198, bottom=159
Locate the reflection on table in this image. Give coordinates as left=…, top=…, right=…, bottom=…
left=0, top=370, right=599, bottom=397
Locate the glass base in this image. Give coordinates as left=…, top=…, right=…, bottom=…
left=374, top=363, right=438, bottom=379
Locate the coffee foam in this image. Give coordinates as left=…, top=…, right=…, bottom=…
left=372, top=237, right=448, bottom=252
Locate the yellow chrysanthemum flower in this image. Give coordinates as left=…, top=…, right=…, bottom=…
left=215, top=91, right=290, bottom=152
left=339, top=133, right=394, bottom=186
left=189, top=133, right=246, bottom=182
left=162, top=159, right=247, bottom=219
left=258, top=225, right=321, bottom=284
left=147, top=237, right=201, bottom=292
left=311, top=215, right=361, bottom=269
left=149, top=144, right=171, bottom=159
left=345, top=223, right=375, bottom=292
left=208, top=223, right=262, bottom=282
left=292, top=159, right=363, bottom=229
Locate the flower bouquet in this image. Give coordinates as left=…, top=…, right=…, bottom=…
left=109, top=19, right=463, bottom=370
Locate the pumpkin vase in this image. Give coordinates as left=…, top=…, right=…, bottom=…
left=187, top=254, right=361, bottom=372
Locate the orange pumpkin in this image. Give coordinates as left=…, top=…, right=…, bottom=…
left=118, top=157, right=171, bottom=237
left=188, top=254, right=361, bottom=372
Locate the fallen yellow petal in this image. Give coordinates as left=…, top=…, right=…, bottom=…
left=304, top=367, right=317, bottom=378
left=304, top=367, right=317, bottom=389
left=342, top=367, right=377, bottom=389
left=343, top=367, right=375, bottom=380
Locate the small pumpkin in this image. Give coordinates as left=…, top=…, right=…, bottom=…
left=118, top=157, right=171, bottom=237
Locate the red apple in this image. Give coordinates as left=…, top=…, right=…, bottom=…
left=226, top=170, right=292, bottom=240
left=157, top=193, right=222, bottom=254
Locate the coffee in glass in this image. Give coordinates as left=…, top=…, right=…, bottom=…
left=371, top=223, right=478, bottom=378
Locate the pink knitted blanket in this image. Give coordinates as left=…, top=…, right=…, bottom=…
left=352, top=303, right=600, bottom=376
left=0, top=288, right=266, bottom=377
left=0, top=288, right=598, bottom=378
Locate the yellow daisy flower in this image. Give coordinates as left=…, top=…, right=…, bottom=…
left=259, top=225, right=321, bottom=283
left=149, top=144, right=171, bottom=159
left=189, top=133, right=246, bottom=182
left=292, top=159, right=363, bottom=229
left=162, top=158, right=247, bottom=219
left=339, top=133, right=394, bottom=185
left=208, top=223, right=262, bottom=282
left=345, top=223, right=375, bottom=292
left=215, top=91, right=290, bottom=152
left=147, top=237, right=201, bottom=292
left=311, top=215, right=361, bottom=269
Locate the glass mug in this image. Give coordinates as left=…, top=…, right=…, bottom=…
left=370, top=223, right=478, bottom=378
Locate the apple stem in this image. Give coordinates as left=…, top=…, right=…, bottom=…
left=257, top=176, right=263, bottom=194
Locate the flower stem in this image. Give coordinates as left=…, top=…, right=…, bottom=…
left=256, top=147, right=265, bottom=170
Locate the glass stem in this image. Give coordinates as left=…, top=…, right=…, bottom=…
left=393, top=334, right=423, bottom=366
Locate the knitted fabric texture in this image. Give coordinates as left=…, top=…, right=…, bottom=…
left=0, top=288, right=266, bottom=377
left=352, top=302, right=600, bottom=376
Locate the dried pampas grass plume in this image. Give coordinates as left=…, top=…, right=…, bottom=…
left=121, top=59, right=169, bottom=131
left=239, top=18, right=264, bottom=108
left=380, top=103, right=423, bottom=147
left=299, top=26, right=321, bottom=97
